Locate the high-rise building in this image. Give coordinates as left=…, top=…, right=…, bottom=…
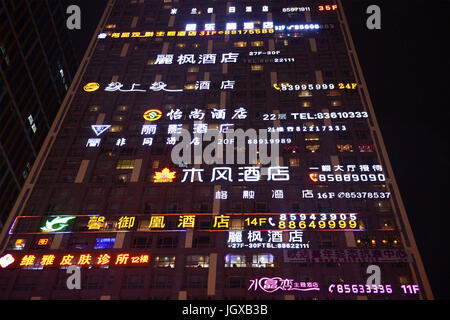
left=0, top=1, right=78, bottom=230
left=0, top=0, right=432, bottom=300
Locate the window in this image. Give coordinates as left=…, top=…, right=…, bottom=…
left=302, top=101, right=312, bottom=108
left=185, top=275, right=207, bottom=288
left=131, top=236, right=152, bottom=248
left=374, top=200, right=391, bottom=212
left=252, top=254, right=274, bottom=268
left=193, top=236, right=213, bottom=248
left=225, top=276, right=246, bottom=288
left=251, top=41, right=264, bottom=47
left=305, top=145, right=320, bottom=153
left=122, top=274, right=145, bottom=289
left=234, top=41, right=247, bottom=47
left=187, top=66, right=199, bottom=73
left=305, top=134, right=319, bottom=141
left=110, top=125, right=123, bottom=133
left=251, top=65, right=263, bottom=71
left=337, top=144, right=354, bottom=152
left=225, top=254, right=246, bottom=267
left=153, top=255, right=176, bottom=268
left=116, top=160, right=135, bottom=169
left=94, top=238, right=115, bottom=249
left=185, top=255, right=210, bottom=268
left=289, top=158, right=300, bottom=167
left=157, top=236, right=178, bottom=248
left=151, top=275, right=172, bottom=288
left=86, top=275, right=104, bottom=290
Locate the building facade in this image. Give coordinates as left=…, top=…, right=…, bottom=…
left=0, top=0, right=432, bottom=300
left=0, top=0, right=78, bottom=229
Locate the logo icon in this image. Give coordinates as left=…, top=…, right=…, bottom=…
left=153, top=168, right=176, bottom=183
left=143, top=109, right=163, bottom=121
left=0, top=254, right=15, bottom=269
left=41, top=216, right=76, bottom=233
left=83, top=82, right=100, bottom=92
left=91, top=125, right=111, bottom=136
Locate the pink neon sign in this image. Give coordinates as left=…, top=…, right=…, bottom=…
left=248, top=277, right=320, bottom=293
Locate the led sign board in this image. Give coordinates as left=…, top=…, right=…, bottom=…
left=10, top=213, right=362, bottom=235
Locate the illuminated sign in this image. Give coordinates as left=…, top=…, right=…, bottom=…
left=274, top=83, right=335, bottom=91
left=1, top=252, right=150, bottom=269
left=228, top=230, right=310, bottom=249
left=262, top=111, right=368, bottom=121
left=328, top=283, right=418, bottom=295
left=91, top=125, right=111, bottom=136
left=267, top=124, right=347, bottom=133
left=282, top=7, right=311, bottom=12
left=0, top=254, right=15, bottom=268
left=40, top=216, right=76, bottom=232
left=181, top=166, right=290, bottom=183
left=318, top=4, right=338, bottom=11
left=10, top=213, right=362, bottom=235
left=143, top=109, right=163, bottom=121
left=153, top=168, right=176, bottom=183
left=249, top=278, right=319, bottom=293
left=283, top=249, right=411, bottom=263
left=83, top=82, right=100, bottom=92
left=309, top=164, right=385, bottom=183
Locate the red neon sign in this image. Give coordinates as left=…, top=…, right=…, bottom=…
left=318, top=5, right=338, bottom=11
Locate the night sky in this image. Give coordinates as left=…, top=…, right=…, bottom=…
left=61, top=0, right=450, bottom=299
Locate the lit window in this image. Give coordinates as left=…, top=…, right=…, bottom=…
left=298, top=90, right=312, bottom=97
left=105, top=24, right=116, bottom=29
left=225, top=254, right=246, bottom=267
left=116, top=160, right=135, bottom=170
left=185, top=255, right=210, bottom=268
left=289, top=158, right=300, bottom=167
left=94, top=238, right=115, bottom=249
left=187, top=66, right=199, bottom=73
left=152, top=160, right=160, bottom=169
left=337, top=144, right=354, bottom=152
left=251, top=65, right=263, bottom=71
left=110, top=125, right=122, bottom=133
left=327, top=90, right=341, bottom=97
left=305, top=134, right=320, bottom=141
left=89, top=106, right=100, bottom=112
left=147, top=59, right=156, bottom=65
left=305, top=145, right=320, bottom=153
left=117, top=105, right=128, bottom=112
left=153, top=255, right=176, bottom=268
left=358, top=144, right=375, bottom=152
left=184, top=83, right=196, bottom=90
left=176, top=43, right=186, bottom=48
left=331, top=100, right=342, bottom=107
left=234, top=41, right=247, bottom=47
left=302, top=101, right=312, bottom=108
left=252, top=254, right=274, bottom=268
left=231, top=218, right=244, bottom=230
left=113, top=115, right=125, bottom=122
left=251, top=41, right=264, bottom=47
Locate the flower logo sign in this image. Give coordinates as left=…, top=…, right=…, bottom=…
left=153, top=168, right=176, bottom=183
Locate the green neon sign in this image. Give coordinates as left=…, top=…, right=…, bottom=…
left=41, top=216, right=76, bottom=232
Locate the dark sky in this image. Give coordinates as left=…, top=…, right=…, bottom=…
left=60, top=0, right=450, bottom=299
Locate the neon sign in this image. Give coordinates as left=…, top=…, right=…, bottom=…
left=0, top=254, right=15, bottom=268
left=10, top=213, right=362, bottom=235
left=249, top=278, right=320, bottom=293
left=83, top=82, right=100, bottom=92
left=153, top=168, right=176, bottom=183
left=318, top=5, right=338, bottom=11
left=1, top=252, right=150, bottom=269
left=143, top=109, right=162, bottom=121
left=40, top=216, right=76, bottom=232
